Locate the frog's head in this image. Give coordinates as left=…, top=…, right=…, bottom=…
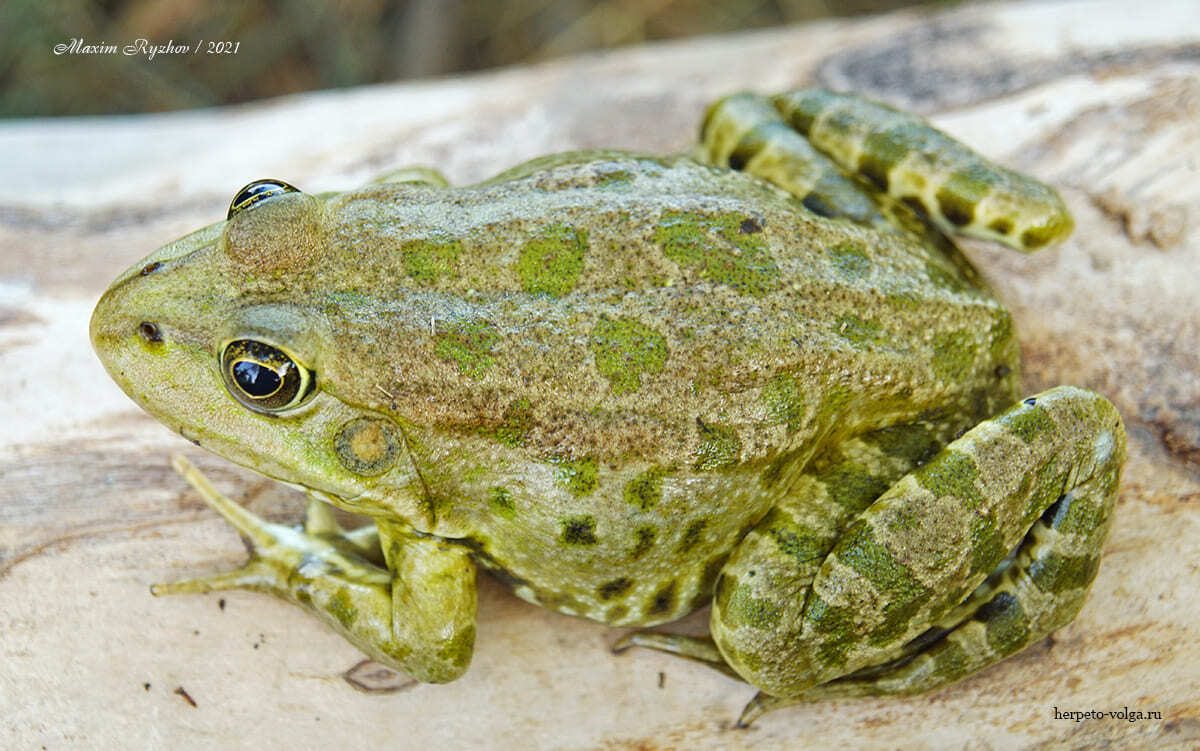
left=90, top=180, right=424, bottom=519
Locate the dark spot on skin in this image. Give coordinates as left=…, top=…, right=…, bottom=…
left=560, top=516, right=598, bottom=546
left=137, top=321, right=162, bottom=343
left=676, top=519, right=708, bottom=554
left=598, top=578, right=633, bottom=600
left=901, top=195, right=928, bottom=217
left=140, top=262, right=161, bottom=275
left=974, top=591, right=1030, bottom=656
left=688, top=554, right=727, bottom=611
left=988, top=218, right=1014, bottom=236
left=630, top=526, right=656, bottom=559
left=994, top=364, right=1012, bottom=378
left=857, top=154, right=890, bottom=191
left=739, top=217, right=763, bottom=234
left=649, top=581, right=677, bottom=616
left=728, top=153, right=747, bottom=170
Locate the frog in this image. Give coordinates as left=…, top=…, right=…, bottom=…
left=90, top=89, right=1125, bottom=726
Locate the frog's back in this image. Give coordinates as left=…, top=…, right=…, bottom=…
left=315, top=153, right=1019, bottom=469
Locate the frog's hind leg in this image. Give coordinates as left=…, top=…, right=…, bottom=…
left=616, top=412, right=965, bottom=688
left=716, top=386, right=1124, bottom=725
left=769, top=89, right=1073, bottom=251
left=699, top=92, right=887, bottom=229
left=153, top=456, right=477, bottom=683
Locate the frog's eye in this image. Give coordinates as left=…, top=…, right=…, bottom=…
left=227, top=179, right=301, bottom=220
left=220, top=339, right=315, bottom=413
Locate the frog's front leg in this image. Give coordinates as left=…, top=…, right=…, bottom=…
left=153, top=456, right=477, bottom=683
left=630, top=387, right=1124, bottom=725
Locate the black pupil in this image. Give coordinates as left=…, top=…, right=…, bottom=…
left=233, top=360, right=281, bottom=397
left=236, top=182, right=282, bottom=206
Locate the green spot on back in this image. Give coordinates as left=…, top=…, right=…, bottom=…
left=553, top=456, right=598, bottom=496
left=560, top=516, right=598, bottom=546
left=494, top=398, right=533, bottom=447
left=836, top=314, right=887, bottom=347
left=693, top=421, right=742, bottom=471
left=762, top=373, right=805, bottom=432
left=516, top=224, right=588, bottom=297
left=931, top=330, right=977, bottom=382
left=590, top=315, right=669, bottom=395
left=401, top=237, right=464, bottom=284
left=488, top=487, right=516, bottom=519
left=594, top=167, right=635, bottom=187
left=435, top=319, right=500, bottom=379
left=826, top=240, right=871, bottom=278
left=624, top=465, right=667, bottom=511
left=653, top=209, right=780, bottom=297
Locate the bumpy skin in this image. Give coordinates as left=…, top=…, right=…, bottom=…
left=90, top=90, right=1123, bottom=720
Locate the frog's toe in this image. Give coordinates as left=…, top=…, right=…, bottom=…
left=169, top=454, right=285, bottom=551
left=151, top=558, right=286, bottom=596
left=734, top=692, right=803, bottom=729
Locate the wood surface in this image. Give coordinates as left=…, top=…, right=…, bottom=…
left=2, top=1, right=1198, bottom=748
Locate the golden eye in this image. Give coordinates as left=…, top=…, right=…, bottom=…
left=227, top=179, right=300, bottom=220
left=220, top=339, right=315, bottom=413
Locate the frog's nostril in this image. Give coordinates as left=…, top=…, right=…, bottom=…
left=138, top=321, right=163, bottom=344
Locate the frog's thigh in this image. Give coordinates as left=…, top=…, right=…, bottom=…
left=615, top=419, right=950, bottom=670
left=769, top=89, right=1074, bottom=251
left=699, top=92, right=884, bottom=226
left=713, top=386, right=1125, bottom=702
left=153, top=458, right=477, bottom=683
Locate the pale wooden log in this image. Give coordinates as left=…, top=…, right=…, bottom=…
left=2, top=1, right=1198, bottom=748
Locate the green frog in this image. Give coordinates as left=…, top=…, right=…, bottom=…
left=90, top=90, right=1125, bottom=725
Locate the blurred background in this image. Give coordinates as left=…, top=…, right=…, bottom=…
left=2, top=0, right=930, bottom=117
